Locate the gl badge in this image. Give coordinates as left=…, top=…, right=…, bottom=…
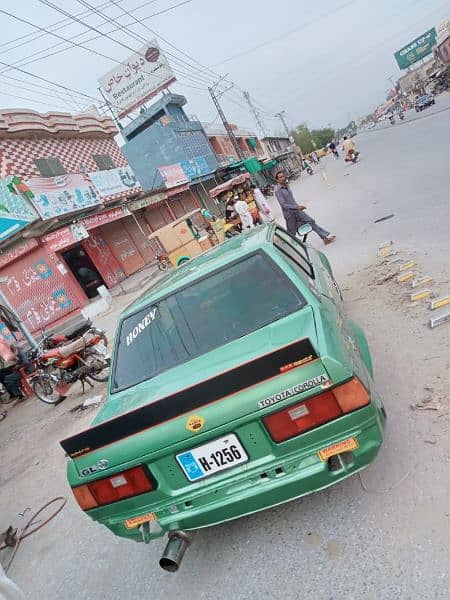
left=186, top=415, right=205, bottom=433
left=80, top=458, right=109, bottom=477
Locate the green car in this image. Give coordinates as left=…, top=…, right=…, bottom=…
left=62, top=224, right=385, bottom=571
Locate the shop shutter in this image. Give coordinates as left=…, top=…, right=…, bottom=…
left=144, top=205, right=172, bottom=230
left=0, top=247, right=84, bottom=334
left=99, top=221, right=145, bottom=276
left=82, top=231, right=127, bottom=288
left=169, top=197, right=186, bottom=219
left=123, top=214, right=156, bottom=264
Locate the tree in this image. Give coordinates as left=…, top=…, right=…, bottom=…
left=291, top=123, right=336, bottom=153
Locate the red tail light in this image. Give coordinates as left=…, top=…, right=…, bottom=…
left=263, top=377, right=370, bottom=443
left=72, top=465, right=154, bottom=510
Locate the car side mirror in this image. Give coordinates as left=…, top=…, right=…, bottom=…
left=297, top=224, right=312, bottom=236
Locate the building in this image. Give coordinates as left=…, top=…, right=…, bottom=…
left=434, top=19, right=450, bottom=64
left=0, top=108, right=167, bottom=334
left=260, top=136, right=298, bottom=173
left=121, top=93, right=219, bottom=214
left=204, top=124, right=265, bottom=167
left=397, top=58, right=438, bottom=96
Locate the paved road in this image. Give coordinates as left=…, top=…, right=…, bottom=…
left=2, top=102, right=450, bottom=599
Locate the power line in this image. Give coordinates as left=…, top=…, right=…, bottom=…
left=0, top=0, right=129, bottom=55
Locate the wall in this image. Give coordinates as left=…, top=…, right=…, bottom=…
left=0, top=245, right=85, bottom=334
left=122, top=115, right=218, bottom=191
left=438, top=37, right=450, bottom=63
left=0, top=136, right=129, bottom=178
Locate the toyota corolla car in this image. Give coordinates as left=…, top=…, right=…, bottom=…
left=61, top=224, right=386, bottom=571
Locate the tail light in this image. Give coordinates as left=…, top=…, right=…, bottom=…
left=263, top=377, right=370, bottom=443
left=72, top=465, right=154, bottom=511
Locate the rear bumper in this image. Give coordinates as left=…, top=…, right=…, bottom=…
left=93, top=407, right=384, bottom=541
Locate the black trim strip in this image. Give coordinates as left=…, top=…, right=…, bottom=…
left=60, top=338, right=317, bottom=458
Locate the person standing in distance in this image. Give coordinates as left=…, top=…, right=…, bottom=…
left=274, top=171, right=336, bottom=244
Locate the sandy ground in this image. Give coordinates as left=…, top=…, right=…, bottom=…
left=1, top=95, right=450, bottom=599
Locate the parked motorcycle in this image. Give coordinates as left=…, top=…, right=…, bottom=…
left=156, top=253, right=170, bottom=272
left=41, top=319, right=107, bottom=349
left=33, top=331, right=111, bottom=405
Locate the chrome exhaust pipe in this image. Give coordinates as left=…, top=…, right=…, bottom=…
left=159, top=530, right=195, bottom=572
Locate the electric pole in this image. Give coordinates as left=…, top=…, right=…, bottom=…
left=243, top=91, right=267, bottom=138
left=209, top=82, right=244, bottom=160
left=275, top=110, right=302, bottom=168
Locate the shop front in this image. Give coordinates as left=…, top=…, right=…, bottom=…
left=0, top=237, right=86, bottom=336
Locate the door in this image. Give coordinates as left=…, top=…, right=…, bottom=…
left=100, top=221, right=145, bottom=276
left=61, top=245, right=105, bottom=299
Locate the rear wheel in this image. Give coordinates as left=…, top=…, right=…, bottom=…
left=83, top=350, right=110, bottom=382
left=32, top=374, right=61, bottom=405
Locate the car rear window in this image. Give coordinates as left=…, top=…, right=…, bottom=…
left=112, top=252, right=306, bottom=392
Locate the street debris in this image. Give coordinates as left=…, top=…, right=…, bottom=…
left=410, top=398, right=441, bottom=411
left=374, top=214, right=394, bottom=223
left=69, top=395, right=103, bottom=414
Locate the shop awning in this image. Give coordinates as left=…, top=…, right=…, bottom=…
left=242, top=158, right=278, bottom=173
left=209, top=173, right=250, bottom=198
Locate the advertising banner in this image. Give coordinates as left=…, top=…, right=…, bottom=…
left=0, top=177, right=39, bottom=242
left=42, top=224, right=89, bottom=252
left=180, top=156, right=212, bottom=180
left=158, top=164, right=189, bottom=188
left=88, top=166, right=141, bottom=199
left=394, top=28, right=437, bottom=69
left=27, top=174, right=100, bottom=220
left=98, top=40, right=176, bottom=118
left=0, top=238, right=39, bottom=269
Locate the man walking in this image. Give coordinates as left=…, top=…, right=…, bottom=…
left=274, top=171, right=336, bottom=244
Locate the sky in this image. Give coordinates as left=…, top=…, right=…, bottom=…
left=0, top=0, right=448, bottom=134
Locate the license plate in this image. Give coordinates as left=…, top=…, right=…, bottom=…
left=176, top=434, right=248, bottom=482
left=317, top=437, right=359, bottom=461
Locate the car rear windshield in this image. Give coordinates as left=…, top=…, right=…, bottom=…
left=112, top=252, right=306, bottom=392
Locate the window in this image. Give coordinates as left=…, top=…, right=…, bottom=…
left=273, top=228, right=314, bottom=279
left=35, top=157, right=66, bottom=177
left=112, top=252, right=306, bottom=391
left=92, top=154, right=116, bottom=170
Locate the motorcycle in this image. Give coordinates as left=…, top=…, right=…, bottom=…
left=389, top=115, right=395, bottom=125
left=33, top=331, right=111, bottom=405
left=332, top=149, right=340, bottom=159
left=303, top=161, right=314, bottom=175
left=156, top=253, right=170, bottom=272
left=399, top=111, right=404, bottom=120
left=345, top=149, right=359, bottom=164
left=41, top=319, right=107, bottom=350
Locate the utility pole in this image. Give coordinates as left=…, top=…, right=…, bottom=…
left=275, top=110, right=302, bottom=168
left=243, top=91, right=267, bottom=138
left=209, top=81, right=244, bottom=160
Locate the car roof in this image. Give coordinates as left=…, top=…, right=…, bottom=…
left=121, top=224, right=276, bottom=317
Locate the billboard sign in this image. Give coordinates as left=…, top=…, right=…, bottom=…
left=88, top=166, right=141, bottom=199
left=27, top=174, right=100, bottom=220
left=98, top=40, right=176, bottom=118
left=158, top=164, right=189, bottom=188
left=394, top=28, right=437, bottom=69
left=80, top=206, right=131, bottom=230
left=0, top=177, right=39, bottom=242
left=180, top=156, right=212, bottom=180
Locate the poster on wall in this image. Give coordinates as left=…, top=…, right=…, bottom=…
left=88, top=166, right=141, bottom=199
left=180, top=156, right=212, bottom=180
left=0, top=177, right=38, bottom=242
left=98, top=40, right=176, bottom=118
left=27, top=173, right=101, bottom=220
left=158, top=164, right=189, bottom=188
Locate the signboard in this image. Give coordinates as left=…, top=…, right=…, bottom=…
left=0, top=177, right=38, bottom=241
left=88, top=166, right=141, bottom=199
left=394, top=28, right=437, bottom=69
left=80, top=206, right=130, bottom=230
left=27, top=174, right=100, bottom=220
left=42, top=224, right=89, bottom=252
left=180, top=156, right=211, bottom=180
left=128, top=193, right=166, bottom=211
left=0, top=238, right=39, bottom=269
left=158, top=164, right=189, bottom=188
left=98, top=40, right=176, bottom=119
